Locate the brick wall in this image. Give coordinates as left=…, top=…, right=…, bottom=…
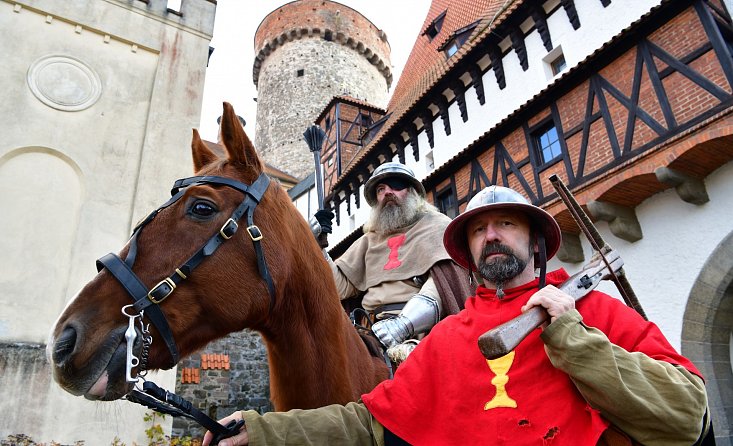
left=430, top=4, right=733, bottom=229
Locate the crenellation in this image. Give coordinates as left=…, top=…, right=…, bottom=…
left=253, top=0, right=391, bottom=179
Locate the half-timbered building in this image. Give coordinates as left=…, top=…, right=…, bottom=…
left=293, top=0, right=733, bottom=440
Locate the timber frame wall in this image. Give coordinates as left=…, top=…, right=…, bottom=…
left=326, top=0, right=733, bottom=261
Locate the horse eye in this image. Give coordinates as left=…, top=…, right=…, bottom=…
left=191, top=201, right=217, bottom=217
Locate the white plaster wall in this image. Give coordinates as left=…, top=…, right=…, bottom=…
left=428, top=0, right=662, bottom=170
left=319, top=0, right=689, bottom=251
left=553, top=159, right=733, bottom=351
left=0, top=150, right=82, bottom=342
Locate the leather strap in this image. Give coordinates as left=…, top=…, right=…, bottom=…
left=127, top=381, right=244, bottom=445
left=95, top=173, right=274, bottom=370
left=372, top=302, right=406, bottom=317
left=97, top=253, right=180, bottom=367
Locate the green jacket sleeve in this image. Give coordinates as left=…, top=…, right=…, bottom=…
left=541, top=310, right=708, bottom=446
left=242, top=401, right=384, bottom=446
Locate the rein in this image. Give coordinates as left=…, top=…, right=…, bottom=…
left=94, top=173, right=273, bottom=443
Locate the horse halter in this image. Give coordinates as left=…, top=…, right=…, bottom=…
left=95, top=173, right=274, bottom=376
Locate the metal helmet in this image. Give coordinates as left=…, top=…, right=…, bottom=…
left=443, top=185, right=562, bottom=269
left=364, top=162, right=426, bottom=206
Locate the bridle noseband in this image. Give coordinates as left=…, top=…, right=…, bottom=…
left=95, top=173, right=275, bottom=375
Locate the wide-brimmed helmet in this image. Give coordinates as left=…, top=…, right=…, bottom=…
left=364, top=162, right=426, bottom=206
left=443, top=185, right=562, bottom=269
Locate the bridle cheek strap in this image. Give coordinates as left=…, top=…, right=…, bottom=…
left=97, top=253, right=180, bottom=367
left=95, top=173, right=274, bottom=370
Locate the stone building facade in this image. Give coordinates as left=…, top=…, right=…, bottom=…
left=0, top=0, right=215, bottom=444
left=252, top=0, right=393, bottom=179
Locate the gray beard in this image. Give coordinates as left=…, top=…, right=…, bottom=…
left=372, top=192, right=421, bottom=235
left=477, top=243, right=527, bottom=285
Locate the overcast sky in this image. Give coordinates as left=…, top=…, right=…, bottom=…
left=198, top=0, right=432, bottom=142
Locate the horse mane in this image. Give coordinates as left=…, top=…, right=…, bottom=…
left=193, top=104, right=390, bottom=410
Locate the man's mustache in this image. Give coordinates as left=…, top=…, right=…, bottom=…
left=381, top=194, right=400, bottom=207
left=481, top=243, right=515, bottom=258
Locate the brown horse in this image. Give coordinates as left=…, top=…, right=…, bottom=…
left=48, top=102, right=390, bottom=411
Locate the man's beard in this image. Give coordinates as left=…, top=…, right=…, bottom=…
left=477, top=243, right=528, bottom=287
left=369, top=191, right=421, bottom=235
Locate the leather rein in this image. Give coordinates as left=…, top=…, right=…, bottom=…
left=94, top=173, right=274, bottom=443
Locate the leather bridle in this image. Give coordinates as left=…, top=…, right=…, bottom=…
left=95, top=173, right=274, bottom=372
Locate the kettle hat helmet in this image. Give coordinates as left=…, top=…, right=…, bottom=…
left=443, top=185, right=562, bottom=269
left=364, top=162, right=426, bottom=207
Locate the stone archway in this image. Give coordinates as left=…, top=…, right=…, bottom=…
left=682, top=230, right=733, bottom=443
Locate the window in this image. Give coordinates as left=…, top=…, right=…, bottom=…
left=551, top=54, right=567, bottom=75
left=440, top=21, right=478, bottom=59
left=423, top=11, right=446, bottom=41
left=533, top=123, right=563, bottom=164
left=426, top=150, right=435, bottom=172
left=435, top=187, right=457, bottom=218
left=296, top=69, right=304, bottom=77
left=359, top=112, right=372, bottom=127
left=444, top=40, right=460, bottom=58
left=542, top=46, right=567, bottom=79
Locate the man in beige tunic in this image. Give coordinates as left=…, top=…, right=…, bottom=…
left=312, top=162, right=469, bottom=351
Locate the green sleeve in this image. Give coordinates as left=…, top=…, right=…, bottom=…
left=242, top=401, right=384, bottom=446
left=541, top=310, right=708, bottom=446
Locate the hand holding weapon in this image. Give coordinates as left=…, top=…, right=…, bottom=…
left=477, top=175, right=647, bottom=360
left=478, top=248, right=623, bottom=359
left=303, top=124, right=330, bottom=248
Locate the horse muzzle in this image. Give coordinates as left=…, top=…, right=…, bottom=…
left=49, top=324, right=137, bottom=400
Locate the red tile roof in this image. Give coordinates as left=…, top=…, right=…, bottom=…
left=201, top=353, right=230, bottom=370
left=180, top=367, right=200, bottom=384
left=386, top=0, right=500, bottom=112
left=315, top=95, right=387, bottom=123
left=335, top=0, right=518, bottom=188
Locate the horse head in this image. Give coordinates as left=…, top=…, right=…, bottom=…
left=47, top=103, right=308, bottom=401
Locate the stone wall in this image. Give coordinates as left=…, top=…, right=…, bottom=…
left=172, top=330, right=272, bottom=439
left=253, top=0, right=391, bottom=180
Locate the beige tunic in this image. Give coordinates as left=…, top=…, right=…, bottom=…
left=330, top=211, right=452, bottom=314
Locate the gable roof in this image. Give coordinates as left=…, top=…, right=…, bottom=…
left=332, top=0, right=514, bottom=190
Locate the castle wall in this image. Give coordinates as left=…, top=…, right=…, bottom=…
left=0, top=0, right=215, bottom=443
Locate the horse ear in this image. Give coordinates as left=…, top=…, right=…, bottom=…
left=220, top=102, right=263, bottom=173
left=191, top=129, right=218, bottom=172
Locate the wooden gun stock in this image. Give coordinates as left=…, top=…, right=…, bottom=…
left=477, top=250, right=623, bottom=360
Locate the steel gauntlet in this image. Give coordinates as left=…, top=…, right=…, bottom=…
left=372, top=294, right=440, bottom=348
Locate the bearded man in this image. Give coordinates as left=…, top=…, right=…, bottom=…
left=312, top=161, right=470, bottom=352
left=204, top=185, right=708, bottom=446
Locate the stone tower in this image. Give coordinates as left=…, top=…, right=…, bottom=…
left=253, top=0, right=392, bottom=179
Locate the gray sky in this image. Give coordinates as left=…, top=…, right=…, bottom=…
left=198, top=0, right=432, bottom=142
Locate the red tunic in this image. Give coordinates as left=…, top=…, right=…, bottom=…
left=362, top=269, right=700, bottom=445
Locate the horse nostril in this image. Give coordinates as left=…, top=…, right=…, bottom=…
left=53, top=326, right=77, bottom=366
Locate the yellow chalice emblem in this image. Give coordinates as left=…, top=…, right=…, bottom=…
left=484, top=351, right=517, bottom=410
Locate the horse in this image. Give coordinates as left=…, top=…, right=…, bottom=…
left=48, top=102, right=390, bottom=412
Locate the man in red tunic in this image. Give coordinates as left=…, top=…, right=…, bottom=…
left=204, top=185, right=709, bottom=446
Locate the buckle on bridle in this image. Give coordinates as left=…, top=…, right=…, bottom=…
left=246, top=225, right=263, bottom=241
left=219, top=218, right=238, bottom=240
left=148, top=278, right=176, bottom=304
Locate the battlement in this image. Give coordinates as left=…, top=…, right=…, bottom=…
left=253, top=0, right=392, bottom=87
left=131, top=0, right=216, bottom=36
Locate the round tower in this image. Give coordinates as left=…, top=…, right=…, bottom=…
left=253, top=0, right=392, bottom=179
